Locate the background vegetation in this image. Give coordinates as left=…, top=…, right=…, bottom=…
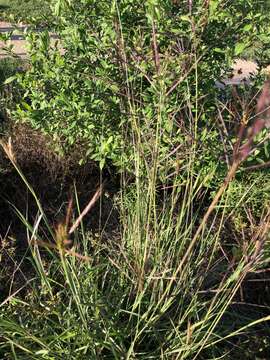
left=0, top=0, right=53, bottom=27
left=0, top=0, right=270, bottom=359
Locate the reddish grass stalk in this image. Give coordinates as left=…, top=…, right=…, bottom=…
left=69, top=182, right=105, bottom=235
left=173, top=80, right=270, bottom=277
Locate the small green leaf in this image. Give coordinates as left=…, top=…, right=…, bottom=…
left=21, top=101, right=32, bottom=111
left=209, top=0, right=219, bottom=17
left=35, top=350, right=49, bottom=355
left=4, top=75, right=17, bottom=85
left=179, top=15, right=190, bottom=23
left=213, top=47, right=224, bottom=54
left=235, top=42, right=249, bottom=56
left=243, top=24, right=252, bottom=32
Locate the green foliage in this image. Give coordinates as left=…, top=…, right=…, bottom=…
left=0, top=57, right=24, bottom=125
left=0, top=148, right=269, bottom=359
left=1, top=2, right=270, bottom=359
left=228, top=170, right=270, bottom=218
left=0, top=0, right=53, bottom=27
left=11, top=0, right=270, bottom=177
left=0, top=57, right=21, bottom=86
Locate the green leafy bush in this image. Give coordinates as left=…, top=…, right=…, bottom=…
left=10, top=0, right=269, bottom=176
left=1, top=2, right=270, bottom=359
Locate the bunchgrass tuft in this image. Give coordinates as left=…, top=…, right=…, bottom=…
left=1, top=1, right=270, bottom=359
left=1, top=77, right=270, bottom=357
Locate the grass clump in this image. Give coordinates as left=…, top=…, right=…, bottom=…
left=0, top=0, right=270, bottom=359
left=1, top=136, right=270, bottom=359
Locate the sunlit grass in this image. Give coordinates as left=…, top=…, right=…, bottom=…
left=0, top=73, right=269, bottom=357
left=0, top=1, right=270, bottom=359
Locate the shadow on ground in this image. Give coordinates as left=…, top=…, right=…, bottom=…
left=0, top=123, right=119, bottom=299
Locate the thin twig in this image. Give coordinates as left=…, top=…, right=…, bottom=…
left=166, top=54, right=204, bottom=96
left=176, top=159, right=240, bottom=273
left=152, top=20, right=160, bottom=74
left=243, top=160, right=270, bottom=172
left=69, top=182, right=105, bottom=235
left=170, top=81, right=270, bottom=278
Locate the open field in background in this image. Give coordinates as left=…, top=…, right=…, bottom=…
left=0, top=0, right=53, bottom=27
left=0, top=1, right=270, bottom=359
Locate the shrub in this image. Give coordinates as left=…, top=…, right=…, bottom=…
left=1, top=2, right=270, bottom=358
left=12, top=0, right=270, bottom=178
